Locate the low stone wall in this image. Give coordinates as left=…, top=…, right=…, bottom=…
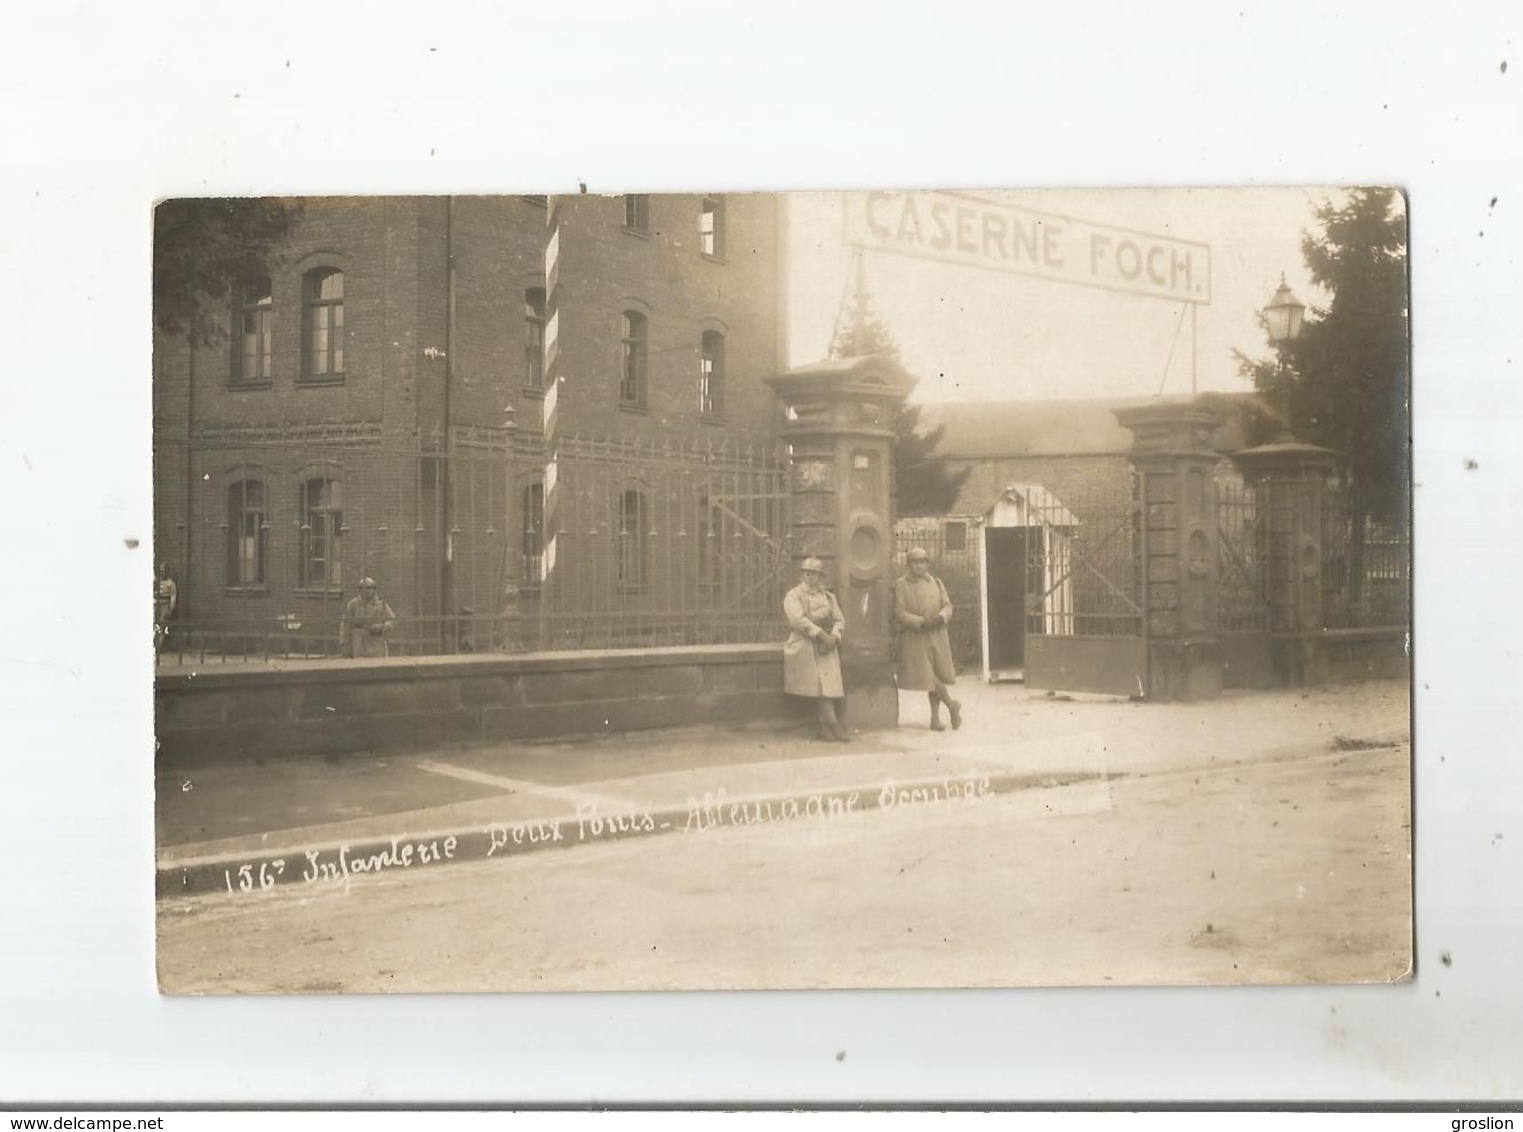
left=1305, top=627, right=1410, bottom=683
left=156, top=644, right=801, bottom=767
left=1274, top=627, right=1410, bottom=686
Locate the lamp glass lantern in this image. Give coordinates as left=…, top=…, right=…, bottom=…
left=1265, top=275, right=1306, bottom=345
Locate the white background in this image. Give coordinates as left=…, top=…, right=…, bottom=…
left=1, top=0, right=1519, bottom=1107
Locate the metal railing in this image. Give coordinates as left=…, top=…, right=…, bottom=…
left=1022, top=481, right=1143, bottom=639
left=893, top=517, right=984, bottom=669
left=530, top=434, right=792, bottom=650
left=154, top=612, right=523, bottom=666
left=154, top=430, right=792, bottom=663
left=1322, top=497, right=1411, bottom=630
left=1217, top=476, right=1269, bottom=634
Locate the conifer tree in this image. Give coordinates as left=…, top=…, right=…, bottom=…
left=828, top=280, right=970, bottom=517
left=1236, top=188, right=1410, bottom=529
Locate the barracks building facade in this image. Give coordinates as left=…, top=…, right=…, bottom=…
left=152, top=194, right=787, bottom=655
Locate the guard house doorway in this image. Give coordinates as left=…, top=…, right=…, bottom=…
left=979, top=484, right=1077, bottom=683
left=983, top=527, right=1029, bottom=676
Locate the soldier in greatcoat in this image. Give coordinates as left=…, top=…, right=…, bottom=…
left=341, top=577, right=396, bottom=659
left=893, top=547, right=963, bottom=730
left=153, top=562, right=178, bottom=658
left=782, top=557, right=850, bottom=742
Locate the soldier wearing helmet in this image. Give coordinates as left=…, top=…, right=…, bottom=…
left=341, top=576, right=396, bottom=659
left=893, top=547, right=962, bottom=731
left=782, top=556, right=849, bottom=742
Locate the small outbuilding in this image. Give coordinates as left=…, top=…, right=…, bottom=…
left=979, top=483, right=1080, bottom=682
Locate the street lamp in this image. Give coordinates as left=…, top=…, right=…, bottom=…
left=1264, top=274, right=1306, bottom=438
left=1265, top=274, right=1306, bottom=345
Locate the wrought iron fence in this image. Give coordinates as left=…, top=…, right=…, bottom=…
left=528, top=434, right=792, bottom=650
left=1322, top=486, right=1411, bottom=629
left=154, top=430, right=791, bottom=664
left=1021, top=480, right=1143, bottom=639
left=893, top=517, right=984, bottom=669
left=1217, top=475, right=1269, bottom=634
left=153, top=613, right=520, bottom=666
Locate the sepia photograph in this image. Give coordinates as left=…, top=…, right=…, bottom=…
left=151, top=186, right=1412, bottom=994
left=10, top=0, right=1523, bottom=1107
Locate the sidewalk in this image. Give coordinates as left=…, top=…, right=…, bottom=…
left=155, top=678, right=1411, bottom=899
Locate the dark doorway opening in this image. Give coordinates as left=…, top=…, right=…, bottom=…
left=985, top=526, right=1028, bottom=674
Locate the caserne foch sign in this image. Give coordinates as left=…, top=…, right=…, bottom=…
left=844, top=191, right=1212, bottom=305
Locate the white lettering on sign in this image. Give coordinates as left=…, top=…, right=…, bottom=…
left=223, top=859, right=286, bottom=894
left=575, top=804, right=657, bottom=839
left=877, top=776, right=993, bottom=810
left=846, top=191, right=1212, bottom=305
left=486, top=818, right=566, bottom=856
left=682, top=787, right=864, bottom=833
left=204, top=778, right=1002, bottom=901
left=484, top=805, right=659, bottom=858
left=297, top=836, right=459, bottom=891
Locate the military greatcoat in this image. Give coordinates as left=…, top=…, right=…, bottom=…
left=782, top=582, right=845, bottom=699
left=342, top=594, right=397, bottom=659
left=892, top=572, right=956, bottom=689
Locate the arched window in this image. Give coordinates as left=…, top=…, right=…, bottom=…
left=226, top=480, right=268, bottom=587
left=620, top=311, right=647, bottom=405
left=521, top=482, right=544, bottom=587
left=617, top=488, right=648, bottom=590
left=298, top=476, right=344, bottom=589
left=699, top=330, right=725, bottom=416
left=525, top=288, right=546, bottom=389
left=236, top=276, right=273, bottom=383
left=301, top=268, right=345, bottom=379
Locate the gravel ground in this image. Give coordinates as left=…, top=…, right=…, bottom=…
left=158, top=737, right=1412, bottom=993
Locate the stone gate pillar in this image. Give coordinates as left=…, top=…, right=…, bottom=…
left=1232, top=439, right=1342, bottom=685
left=1114, top=399, right=1225, bottom=702
left=768, top=355, right=914, bottom=729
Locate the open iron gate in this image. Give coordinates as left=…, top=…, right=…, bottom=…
left=983, top=482, right=1147, bottom=695
left=1216, top=478, right=1274, bottom=687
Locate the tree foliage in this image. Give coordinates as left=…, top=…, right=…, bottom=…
left=828, top=287, right=970, bottom=517
left=1236, top=188, right=1410, bottom=526
left=153, top=198, right=299, bottom=341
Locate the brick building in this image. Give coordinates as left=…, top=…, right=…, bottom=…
left=153, top=194, right=785, bottom=656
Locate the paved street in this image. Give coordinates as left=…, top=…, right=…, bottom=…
left=157, top=740, right=1411, bottom=992
left=157, top=677, right=1409, bottom=852
left=156, top=679, right=1412, bottom=993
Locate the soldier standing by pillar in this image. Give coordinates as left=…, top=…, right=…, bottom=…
left=782, top=558, right=850, bottom=742
left=893, top=547, right=962, bottom=730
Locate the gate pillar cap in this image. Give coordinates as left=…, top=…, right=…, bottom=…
left=1113, top=397, right=1226, bottom=457
left=767, top=353, right=916, bottom=406
left=1233, top=438, right=1343, bottom=476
